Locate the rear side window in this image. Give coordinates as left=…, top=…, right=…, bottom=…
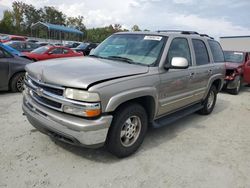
left=192, top=39, right=210, bottom=66
left=208, top=40, right=224, bottom=62
left=51, top=48, right=63, bottom=54
left=167, top=38, right=192, bottom=65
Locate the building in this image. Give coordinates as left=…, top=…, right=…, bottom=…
left=220, top=36, right=250, bottom=51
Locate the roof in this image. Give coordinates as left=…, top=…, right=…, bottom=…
left=115, top=31, right=215, bottom=40
left=31, top=21, right=83, bottom=35
left=220, top=36, right=250, bottom=39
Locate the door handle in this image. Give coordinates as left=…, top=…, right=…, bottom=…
left=189, top=72, right=195, bottom=79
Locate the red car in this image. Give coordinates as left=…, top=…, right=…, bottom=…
left=223, top=51, right=250, bottom=94
left=0, top=35, right=27, bottom=43
left=23, top=45, right=83, bottom=61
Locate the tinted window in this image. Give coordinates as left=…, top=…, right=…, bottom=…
left=167, top=38, right=191, bottom=65
left=192, top=39, right=210, bottom=65
left=208, top=40, right=224, bottom=62
left=51, top=48, right=63, bottom=54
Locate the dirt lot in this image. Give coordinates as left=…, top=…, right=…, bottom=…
left=0, top=87, right=250, bottom=188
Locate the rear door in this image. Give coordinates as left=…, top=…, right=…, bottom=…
left=189, top=39, right=213, bottom=99
left=0, top=47, right=11, bottom=89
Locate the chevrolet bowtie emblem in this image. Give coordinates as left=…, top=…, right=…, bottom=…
left=36, top=87, right=44, bottom=97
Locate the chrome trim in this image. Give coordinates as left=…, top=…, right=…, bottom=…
left=25, top=75, right=101, bottom=113
left=27, top=75, right=65, bottom=91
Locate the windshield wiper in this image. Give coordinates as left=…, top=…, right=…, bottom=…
left=107, top=56, right=134, bottom=64
left=89, top=54, right=102, bottom=58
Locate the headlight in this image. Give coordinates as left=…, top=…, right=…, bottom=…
left=64, top=88, right=100, bottom=102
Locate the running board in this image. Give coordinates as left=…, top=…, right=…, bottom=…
left=152, top=103, right=203, bottom=128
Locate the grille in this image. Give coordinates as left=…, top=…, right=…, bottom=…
left=30, top=78, right=64, bottom=96
left=25, top=75, right=65, bottom=111
left=32, top=92, right=62, bottom=109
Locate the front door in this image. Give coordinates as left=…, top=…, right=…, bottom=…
left=158, top=37, right=194, bottom=116
left=0, top=47, right=11, bottom=89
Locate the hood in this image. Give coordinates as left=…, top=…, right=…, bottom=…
left=25, top=56, right=149, bottom=89
left=225, top=62, right=243, bottom=70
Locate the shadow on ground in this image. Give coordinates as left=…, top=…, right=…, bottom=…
left=49, top=95, right=230, bottom=163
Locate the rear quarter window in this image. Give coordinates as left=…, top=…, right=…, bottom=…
left=208, top=40, right=225, bottom=62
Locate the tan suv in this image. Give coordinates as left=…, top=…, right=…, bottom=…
left=23, top=30, right=225, bottom=158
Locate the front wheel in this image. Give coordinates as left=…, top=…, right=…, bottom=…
left=106, top=103, right=148, bottom=158
left=198, top=85, right=217, bottom=115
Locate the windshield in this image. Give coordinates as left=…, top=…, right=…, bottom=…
left=31, top=46, right=50, bottom=54
left=77, top=43, right=89, bottom=49
left=224, top=51, right=244, bottom=63
left=91, top=34, right=166, bottom=66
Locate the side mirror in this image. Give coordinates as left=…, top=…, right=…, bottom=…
left=168, top=57, right=189, bottom=69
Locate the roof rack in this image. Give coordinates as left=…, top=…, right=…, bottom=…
left=199, top=34, right=214, bottom=40
left=156, top=30, right=199, bottom=35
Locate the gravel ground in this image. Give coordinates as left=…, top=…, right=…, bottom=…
left=0, top=87, right=250, bottom=188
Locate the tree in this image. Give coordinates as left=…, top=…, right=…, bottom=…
left=23, top=4, right=42, bottom=30
left=41, top=6, right=66, bottom=25
left=12, top=1, right=26, bottom=33
left=131, top=25, right=141, bottom=31
left=0, top=10, right=14, bottom=34
left=66, top=16, right=86, bottom=31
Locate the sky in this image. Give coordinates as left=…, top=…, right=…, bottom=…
left=0, top=0, right=250, bottom=38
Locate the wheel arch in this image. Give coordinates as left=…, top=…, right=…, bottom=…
left=8, top=71, right=26, bottom=90
left=105, top=88, right=158, bottom=124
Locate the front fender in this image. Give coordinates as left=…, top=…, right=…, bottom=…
left=105, top=87, right=158, bottom=114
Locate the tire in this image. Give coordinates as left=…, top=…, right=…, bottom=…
left=198, top=85, right=217, bottom=115
left=229, top=77, right=241, bottom=95
left=106, top=103, right=148, bottom=158
left=10, top=72, right=25, bottom=92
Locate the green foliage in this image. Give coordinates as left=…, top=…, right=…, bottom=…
left=85, top=24, right=128, bottom=43
left=131, top=25, right=141, bottom=31
left=0, top=10, right=15, bottom=34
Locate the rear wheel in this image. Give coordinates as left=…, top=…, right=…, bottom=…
left=198, top=85, right=217, bottom=115
left=106, top=103, right=148, bottom=158
left=10, top=72, right=25, bottom=92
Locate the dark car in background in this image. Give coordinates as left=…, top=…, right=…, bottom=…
left=64, top=41, right=81, bottom=48
left=5, top=41, right=41, bottom=52
left=0, top=45, right=32, bottom=92
left=36, top=42, right=50, bottom=46
left=223, top=51, right=250, bottom=94
left=73, top=42, right=98, bottom=55
left=0, top=43, right=23, bottom=56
